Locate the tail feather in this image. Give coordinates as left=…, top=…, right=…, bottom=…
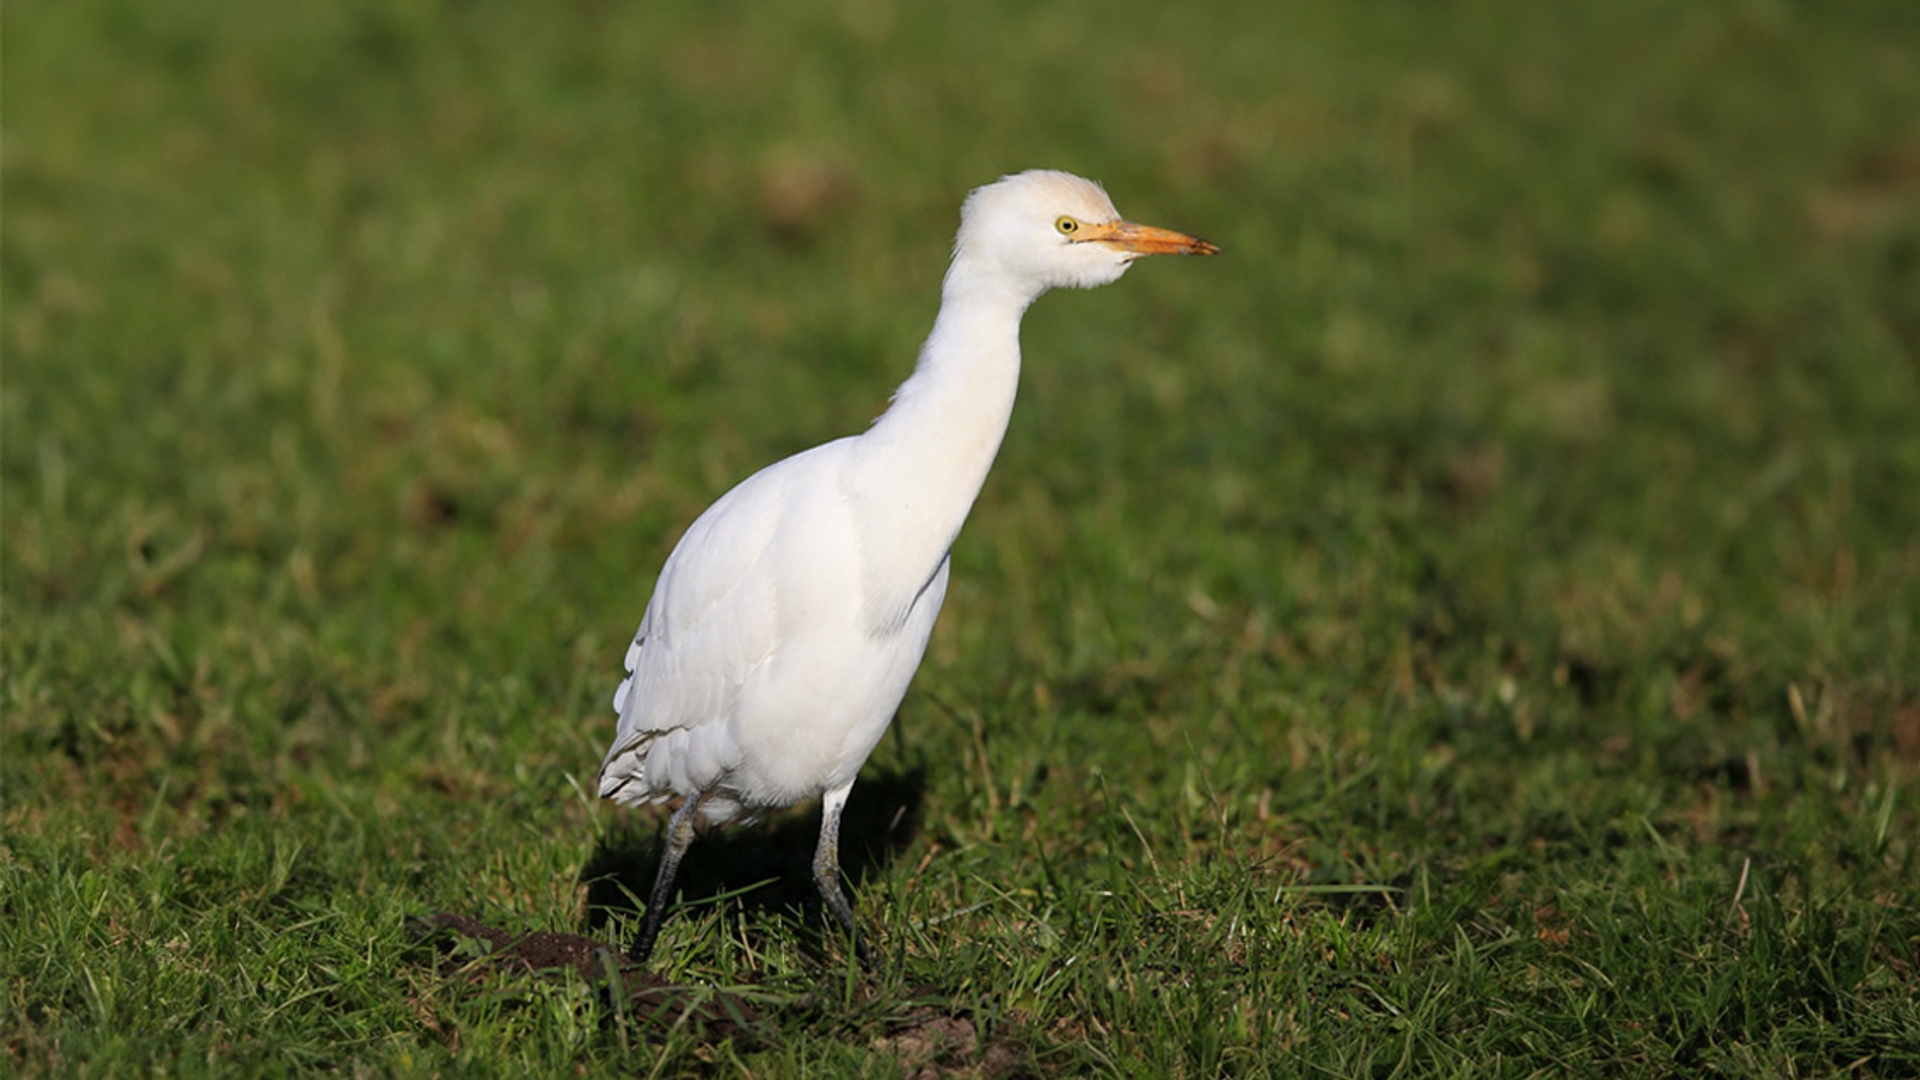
left=597, top=729, right=661, bottom=803
left=602, top=629, right=649, bottom=798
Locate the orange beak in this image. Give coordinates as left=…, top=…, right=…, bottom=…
left=1081, top=219, right=1220, bottom=257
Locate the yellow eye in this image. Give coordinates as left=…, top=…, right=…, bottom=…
left=1055, top=216, right=1079, bottom=235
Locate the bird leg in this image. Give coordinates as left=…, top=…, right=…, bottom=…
left=812, top=782, right=872, bottom=964
left=628, top=792, right=704, bottom=964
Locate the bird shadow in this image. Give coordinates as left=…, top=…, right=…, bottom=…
left=577, top=765, right=927, bottom=957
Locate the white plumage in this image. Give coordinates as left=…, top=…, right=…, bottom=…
left=596, top=170, right=1216, bottom=962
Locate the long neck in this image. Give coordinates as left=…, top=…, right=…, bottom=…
left=857, top=253, right=1035, bottom=566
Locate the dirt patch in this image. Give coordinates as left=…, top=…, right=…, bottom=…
left=412, top=913, right=762, bottom=1043
left=411, top=915, right=1032, bottom=1072
left=872, top=1008, right=1029, bottom=1080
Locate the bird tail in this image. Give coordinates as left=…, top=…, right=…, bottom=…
left=597, top=730, right=662, bottom=804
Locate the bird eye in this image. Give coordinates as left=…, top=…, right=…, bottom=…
left=1055, top=216, right=1079, bottom=235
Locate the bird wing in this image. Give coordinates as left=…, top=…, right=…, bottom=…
left=596, top=443, right=841, bottom=802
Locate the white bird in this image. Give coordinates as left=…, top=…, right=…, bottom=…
left=598, top=169, right=1216, bottom=962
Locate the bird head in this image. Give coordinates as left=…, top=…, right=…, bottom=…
left=952, top=170, right=1218, bottom=297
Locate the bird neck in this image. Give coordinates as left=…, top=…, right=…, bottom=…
left=860, top=256, right=1036, bottom=562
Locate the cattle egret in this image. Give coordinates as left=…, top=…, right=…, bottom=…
left=598, top=169, right=1216, bottom=963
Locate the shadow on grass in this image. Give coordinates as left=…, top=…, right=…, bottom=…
left=413, top=768, right=1037, bottom=1072
left=576, top=765, right=928, bottom=955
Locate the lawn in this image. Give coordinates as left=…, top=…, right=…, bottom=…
left=4, top=0, right=1918, bottom=1076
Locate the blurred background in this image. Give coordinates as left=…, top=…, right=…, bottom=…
left=8, top=0, right=1914, bottom=781
left=4, top=0, right=1917, bottom=1071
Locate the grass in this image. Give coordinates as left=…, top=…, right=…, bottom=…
left=4, top=0, right=1918, bottom=1075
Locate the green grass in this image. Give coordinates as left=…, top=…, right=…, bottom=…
left=5, top=0, right=1919, bottom=1075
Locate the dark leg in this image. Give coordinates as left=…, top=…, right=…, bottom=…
left=628, top=793, right=704, bottom=964
left=812, top=782, right=871, bottom=964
